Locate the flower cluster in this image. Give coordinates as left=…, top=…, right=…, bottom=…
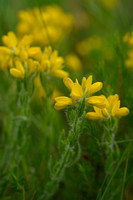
left=0, top=32, right=68, bottom=79
left=86, top=94, right=129, bottom=120
left=17, top=5, right=74, bottom=46
left=55, top=76, right=129, bottom=120
left=55, top=75, right=104, bottom=110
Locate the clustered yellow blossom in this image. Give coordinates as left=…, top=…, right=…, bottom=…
left=55, top=75, right=104, bottom=110
left=0, top=32, right=68, bottom=79
left=55, top=77, right=129, bottom=120
left=86, top=94, right=129, bottom=120
left=39, top=46, right=69, bottom=78
left=0, top=32, right=32, bottom=70
left=17, top=5, right=74, bottom=46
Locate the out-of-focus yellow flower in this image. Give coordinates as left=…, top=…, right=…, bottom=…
left=17, top=5, right=74, bottom=46
left=10, top=59, right=25, bottom=79
left=123, top=31, right=133, bottom=46
left=77, top=36, right=102, bottom=56
left=0, top=32, right=32, bottom=70
left=86, top=94, right=129, bottom=120
left=27, top=59, right=39, bottom=75
left=39, top=46, right=69, bottom=78
left=9, top=58, right=39, bottom=79
left=65, top=53, right=82, bottom=71
left=28, top=47, right=42, bottom=61
left=55, top=76, right=104, bottom=110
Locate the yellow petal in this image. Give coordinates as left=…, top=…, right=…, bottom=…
left=81, top=77, right=86, bottom=89
left=88, top=82, right=103, bottom=95
left=113, top=107, right=129, bottom=117
left=2, top=32, right=17, bottom=47
left=70, top=83, right=83, bottom=100
left=107, top=94, right=119, bottom=109
left=15, top=60, right=25, bottom=75
left=94, top=106, right=104, bottom=118
left=0, top=47, right=11, bottom=55
left=55, top=96, right=72, bottom=110
left=28, top=59, right=39, bottom=75
left=10, top=68, right=24, bottom=78
left=28, top=47, right=42, bottom=61
left=102, top=108, right=109, bottom=117
left=51, top=69, right=69, bottom=78
left=63, top=77, right=73, bottom=90
left=19, top=49, right=28, bottom=61
left=86, top=112, right=103, bottom=120
left=112, top=100, right=120, bottom=116
left=87, top=95, right=106, bottom=108
left=86, top=75, right=92, bottom=90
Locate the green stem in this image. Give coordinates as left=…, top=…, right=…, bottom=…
left=41, top=101, right=85, bottom=200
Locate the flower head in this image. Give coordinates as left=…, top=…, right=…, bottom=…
left=39, top=46, right=69, bottom=78
left=0, top=32, right=32, bottom=70
left=55, top=76, right=104, bottom=110
left=17, top=5, right=74, bottom=46
left=86, top=94, right=129, bottom=120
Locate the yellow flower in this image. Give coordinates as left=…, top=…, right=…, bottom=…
left=55, top=96, right=73, bottom=110
left=39, top=46, right=69, bottom=78
left=125, top=50, right=133, bottom=70
left=86, top=94, right=129, bottom=120
left=17, top=5, right=74, bottom=46
left=10, top=59, right=25, bottom=79
left=55, top=76, right=104, bottom=110
left=27, top=59, right=39, bottom=75
left=0, top=32, right=32, bottom=69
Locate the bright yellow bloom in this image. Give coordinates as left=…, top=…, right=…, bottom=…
left=86, top=94, right=129, bottom=120
left=125, top=50, right=133, bottom=70
left=9, top=58, right=39, bottom=78
left=0, top=32, right=32, bottom=70
left=39, top=46, right=69, bottom=78
left=55, top=76, right=104, bottom=110
left=10, top=59, right=25, bottom=78
left=55, top=97, right=73, bottom=110
left=17, top=5, right=74, bottom=46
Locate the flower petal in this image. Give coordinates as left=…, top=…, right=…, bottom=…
left=70, top=83, right=83, bottom=100
left=63, top=77, right=73, bottom=90
left=86, top=112, right=103, bottom=120
left=113, top=107, right=129, bottom=117
left=87, top=82, right=103, bottom=95
left=55, top=96, right=72, bottom=110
